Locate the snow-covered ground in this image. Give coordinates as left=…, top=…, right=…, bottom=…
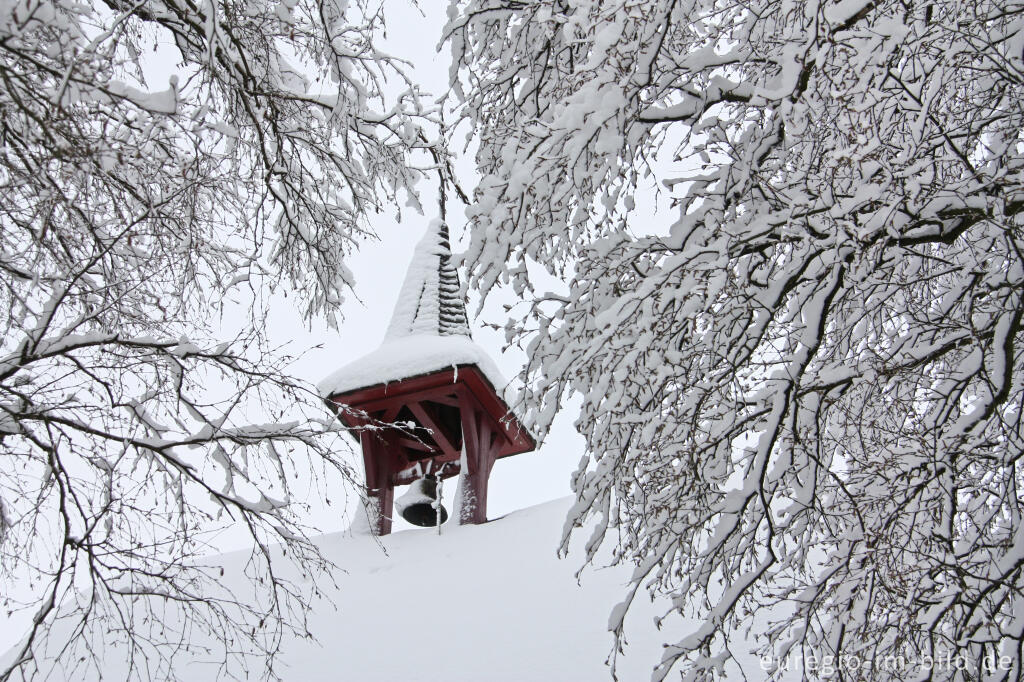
left=3, top=496, right=790, bottom=681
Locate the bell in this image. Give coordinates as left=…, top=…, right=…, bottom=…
left=395, top=475, right=448, bottom=527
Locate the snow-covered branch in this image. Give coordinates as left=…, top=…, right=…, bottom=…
left=448, top=0, right=1024, bottom=679
left=0, top=0, right=435, bottom=679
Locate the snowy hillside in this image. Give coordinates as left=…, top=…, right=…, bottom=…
left=3, top=497, right=785, bottom=681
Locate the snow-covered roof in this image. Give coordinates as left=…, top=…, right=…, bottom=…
left=318, top=220, right=505, bottom=398
left=385, top=219, right=470, bottom=340
left=317, top=333, right=506, bottom=397
left=2, top=498, right=777, bottom=681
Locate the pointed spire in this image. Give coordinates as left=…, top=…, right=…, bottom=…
left=384, top=219, right=471, bottom=340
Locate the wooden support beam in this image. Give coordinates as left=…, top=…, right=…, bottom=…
left=408, top=401, right=458, bottom=458
left=366, top=485, right=393, bottom=536
left=360, top=431, right=396, bottom=535
left=456, top=406, right=499, bottom=526
left=396, top=436, right=436, bottom=453
left=427, top=394, right=461, bottom=407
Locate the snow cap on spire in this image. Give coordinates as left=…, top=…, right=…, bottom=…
left=317, top=219, right=507, bottom=399
left=384, top=219, right=470, bottom=340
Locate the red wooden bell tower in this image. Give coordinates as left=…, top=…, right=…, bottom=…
left=320, top=221, right=535, bottom=535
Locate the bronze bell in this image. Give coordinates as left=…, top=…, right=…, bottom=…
left=395, top=475, right=449, bottom=527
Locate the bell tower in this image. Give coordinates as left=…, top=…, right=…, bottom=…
left=319, top=220, right=535, bottom=535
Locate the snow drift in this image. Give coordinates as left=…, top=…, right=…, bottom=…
left=2, top=497, right=786, bottom=681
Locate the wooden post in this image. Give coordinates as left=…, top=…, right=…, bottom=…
left=458, top=406, right=498, bottom=525
left=367, top=485, right=394, bottom=536
left=360, top=431, right=395, bottom=536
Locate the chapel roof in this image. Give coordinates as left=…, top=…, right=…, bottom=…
left=383, top=219, right=470, bottom=340
left=317, top=220, right=506, bottom=398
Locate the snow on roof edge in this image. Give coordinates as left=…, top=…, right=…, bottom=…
left=317, top=334, right=508, bottom=400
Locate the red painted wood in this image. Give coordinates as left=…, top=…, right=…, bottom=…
left=407, top=401, right=459, bottom=458
left=328, top=365, right=535, bottom=457
left=360, top=432, right=396, bottom=535
left=326, top=363, right=537, bottom=535
left=395, top=436, right=436, bottom=454
left=370, top=485, right=393, bottom=536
